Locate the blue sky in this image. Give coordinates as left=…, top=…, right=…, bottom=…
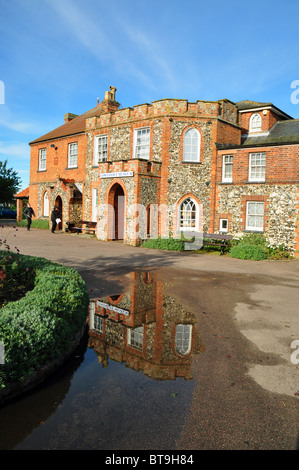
left=1, top=0, right=299, bottom=190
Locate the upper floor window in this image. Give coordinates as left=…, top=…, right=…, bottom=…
left=94, top=135, right=108, bottom=164
left=127, top=326, right=143, bottom=350
left=68, top=142, right=78, bottom=168
left=183, top=128, right=201, bottom=162
left=246, top=201, right=264, bottom=231
left=175, top=324, right=192, bottom=356
left=249, top=113, right=262, bottom=132
left=222, top=155, right=233, bottom=182
left=179, top=197, right=198, bottom=231
left=39, top=148, right=46, bottom=171
left=249, top=152, right=266, bottom=182
left=134, top=127, right=150, bottom=160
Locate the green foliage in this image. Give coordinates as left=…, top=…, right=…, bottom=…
left=0, top=253, right=89, bottom=390
left=230, top=233, right=292, bottom=260
left=18, top=218, right=49, bottom=229
left=0, top=160, right=21, bottom=205
left=230, top=243, right=267, bottom=260
left=142, top=237, right=185, bottom=251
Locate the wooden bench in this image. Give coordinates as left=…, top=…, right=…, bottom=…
left=183, top=232, right=232, bottom=254
left=202, top=232, right=232, bottom=255
left=66, top=220, right=97, bottom=235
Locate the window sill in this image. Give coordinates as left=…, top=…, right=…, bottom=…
left=37, top=169, right=47, bottom=172
left=245, top=181, right=265, bottom=184
left=65, top=167, right=78, bottom=170
left=243, top=230, right=264, bottom=233
left=182, top=161, right=202, bottom=164
left=219, top=181, right=233, bottom=185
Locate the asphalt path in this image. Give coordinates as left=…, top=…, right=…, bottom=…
left=1, top=223, right=298, bottom=450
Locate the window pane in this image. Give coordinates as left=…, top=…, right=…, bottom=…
left=69, top=142, right=78, bottom=167
left=135, top=128, right=150, bottom=159
left=183, top=128, right=200, bottom=161
left=180, top=198, right=197, bottom=229
left=175, top=324, right=192, bottom=355
left=96, top=135, right=108, bottom=163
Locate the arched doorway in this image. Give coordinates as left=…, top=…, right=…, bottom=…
left=55, top=195, right=63, bottom=230
left=108, top=183, right=125, bottom=240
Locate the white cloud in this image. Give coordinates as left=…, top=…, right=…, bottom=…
left=0, top=141, right=29, bottom=160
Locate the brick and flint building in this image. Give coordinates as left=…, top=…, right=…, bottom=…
left=23, top=86, right=299, bottom=254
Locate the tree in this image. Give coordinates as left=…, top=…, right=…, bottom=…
left=0, top=160, right=21, bottom=205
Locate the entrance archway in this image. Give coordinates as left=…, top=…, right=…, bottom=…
left=55, top=195, right=63, bottom=230
left=108, top=183, right=125, bottom=240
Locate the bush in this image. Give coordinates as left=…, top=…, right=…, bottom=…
left=230, top=233, right=292, bottom=260
left=230, top=243, right=267, bottom=260
left=0, top=253, right=89, bottom=390
left=142, top=237, right=185, bottom=251
left=18, top=219, right=49, bottom=229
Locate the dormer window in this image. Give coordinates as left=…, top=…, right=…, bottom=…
left=249, top=113, right=262, bottom=132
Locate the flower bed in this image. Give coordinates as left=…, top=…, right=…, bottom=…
left=0, top=252, right=89, bottom=402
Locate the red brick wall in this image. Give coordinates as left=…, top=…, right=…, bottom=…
left=217, top=145, right=299, bottom=184
left=239, top=110, right=282, bottom=134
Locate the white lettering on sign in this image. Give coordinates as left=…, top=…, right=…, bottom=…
left=100, top=171, right=134, bottom=178
left=97, top=300, right=130, bottom=316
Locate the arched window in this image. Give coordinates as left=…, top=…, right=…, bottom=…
left=249, top=113, right=261, bottom=132
left=43, top=191, right=49, bottom=217
left=179, top=197, right=198, bottom=231
left=175, top=324, right=192, bottom=356
left=183, top=128, right=200, bottom=162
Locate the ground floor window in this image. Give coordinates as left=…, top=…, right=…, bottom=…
left=179, top=197, right=198, bottom=231
left=246, top=201, right=264, bottom=231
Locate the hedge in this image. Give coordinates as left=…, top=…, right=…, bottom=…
left=0, top=253, right=89, bottom=390
left=18, top=219, right=49, bottom=229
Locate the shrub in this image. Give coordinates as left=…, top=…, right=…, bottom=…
left=18, top=219, right=49, bottom=229
left=0, top=253, right=89, bottom=390
left=230, top=243, right=267, bottom=260
left=230, top=233, right=292, bottom=260
left=142, top=237, right=185, bottom=251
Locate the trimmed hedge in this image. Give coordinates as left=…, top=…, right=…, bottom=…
left=18, top=219, right=49, bottom=229
left=0, top=253, right=89, bottom=389
left=142, top=237, right=185, bottom=251
left=230, top=243, right=267, bottom=260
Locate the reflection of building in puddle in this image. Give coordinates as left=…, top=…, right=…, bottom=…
left=88, top=272, right=203, bottom=380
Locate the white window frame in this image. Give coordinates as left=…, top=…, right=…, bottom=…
left=178, top=197, right=199, bottom=232
left=68, top=142, right=78, bottom=168
left=133, top=127, right=150, bottom=160
left=175, top=324, right=192, bottom=356
left=92, top=188, right=98, bottom=223
left=246, top=201, right=264, bottom=231
left=220, top=218, right=228, bottom=232
left=127, top=326, right=144, bottom=350
left=38, top=148, right=47, bottom=171
left=249, top=113, right=262, bottom=132
left=94, top=134, right=108, bottom=164
left=222, top=155, right=233, bottom=182
left=249, top=152, right=266, bottom=182
left=183, top=128, right=201, bottom=162
left=43, top=191, right=49, bottom=217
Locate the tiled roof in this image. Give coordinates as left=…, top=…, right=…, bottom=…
left=14, top=187, right=29, bottom=198
left=241, top=119, right=299, bottom=146
left=217, top=119, right=299, bottom=149
left=29, top=105, right=104, bottom=144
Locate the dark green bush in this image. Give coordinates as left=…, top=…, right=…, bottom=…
left=230, top=243, right=267, bottom=260
left=0, top=253, right=89, bottom=389
left=142, top=237, right=185, bottom=251
left=18, top=219, right=49, bottom=229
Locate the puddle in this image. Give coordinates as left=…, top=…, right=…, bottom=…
left=0, top=271, right=203, bottom=450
